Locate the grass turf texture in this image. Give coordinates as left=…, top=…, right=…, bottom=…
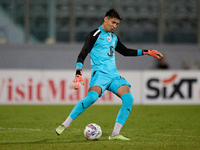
left=0, top=105, right=199, bottom=150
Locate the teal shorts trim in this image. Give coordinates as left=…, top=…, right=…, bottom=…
left=89, top=71, right=131, bottom=97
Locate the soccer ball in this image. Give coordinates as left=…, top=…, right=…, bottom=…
left=84, top=123, right=102, bottom=140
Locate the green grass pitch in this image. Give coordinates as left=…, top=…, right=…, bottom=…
left=0, top=105, right=200, bottom=150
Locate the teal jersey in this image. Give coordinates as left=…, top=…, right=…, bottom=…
left=90, top=26, right=119, bottom=75
left=76, top=25, right=142, bottom=76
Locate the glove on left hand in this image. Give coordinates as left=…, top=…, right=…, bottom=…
left=143, top=50, right=163, bottom=59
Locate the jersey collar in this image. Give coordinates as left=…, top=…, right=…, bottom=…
left=99, top=26, right=114, bottom=35
left=99, top=26, right=107, bottom=33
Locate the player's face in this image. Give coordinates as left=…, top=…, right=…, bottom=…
left=104, top=17, right=120, bottom=32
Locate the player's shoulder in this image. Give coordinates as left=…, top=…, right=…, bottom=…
left=114, top=32, right=119, bottom=37
left=88, top=28, right=101, bottom=38
left=84, top=28, right=101, bottom=43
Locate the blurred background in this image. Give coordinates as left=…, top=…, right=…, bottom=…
left=0, top=0, right=199, bottom=70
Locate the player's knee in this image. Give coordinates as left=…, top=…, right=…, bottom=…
left=121, top=93, right=134, bottom=108
left=126, top=94, right=134, bottom=107
left=86, top=91, right=99, bottom=104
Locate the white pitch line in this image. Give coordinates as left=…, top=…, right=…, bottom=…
left=0, top=127, right=82, bottom=132
left=0, top=127, right=43, bottom=131
left=1, top=127, right=199, bottom=138
left=152, top=134, right=200, bottom=138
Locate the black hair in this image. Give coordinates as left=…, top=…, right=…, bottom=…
left=105, top=9, right=122, bottom=20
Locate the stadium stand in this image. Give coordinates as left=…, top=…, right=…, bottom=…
left=0, top=0, right=198, bottom=43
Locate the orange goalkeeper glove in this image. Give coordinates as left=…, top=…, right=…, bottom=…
left=70, top=70, right=85, bottom=90
left=143, top=50, right=163, bottom=59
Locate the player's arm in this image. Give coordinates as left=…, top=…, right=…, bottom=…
left=115, top=38, right=163, bottom=59
left=70, top=29, right=100, bottom=90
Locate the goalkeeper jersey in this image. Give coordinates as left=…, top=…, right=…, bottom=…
left=77, top=26, right=141, bottom=76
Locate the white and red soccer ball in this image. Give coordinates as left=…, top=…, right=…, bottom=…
left=84, top=123, right=102, bottom=140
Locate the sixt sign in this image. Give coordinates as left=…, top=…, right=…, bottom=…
left=143, top=71, right=200, bottom=104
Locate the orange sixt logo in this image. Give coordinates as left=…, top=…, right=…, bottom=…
left=146, top=74, right=197, bottom=99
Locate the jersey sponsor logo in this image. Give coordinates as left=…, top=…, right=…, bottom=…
left=107, top=36, right=111, bottom=42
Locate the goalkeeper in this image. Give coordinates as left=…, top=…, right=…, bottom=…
left=55, top=9, right=163, bottom=140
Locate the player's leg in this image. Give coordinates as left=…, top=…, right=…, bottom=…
left=69, top=86, right=101, bottom=120
left=107, top=77, right=134, bottom=140
left=110, top=85, right=134, bottom=136
left=55, top=86, right=101, bottom=135
left=68, top=71, right=110, bottom=121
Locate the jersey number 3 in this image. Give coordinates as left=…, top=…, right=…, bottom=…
left=107, top=46, right=114, bottom=57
